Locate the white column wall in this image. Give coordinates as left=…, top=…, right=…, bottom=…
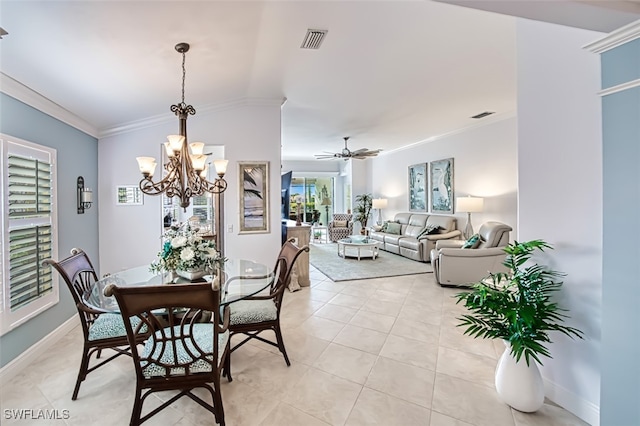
left=516, top=19, right=604, bottom=425
left=370, top=117, right=518, bottom=237
left=98, top=103, right=282, bottom=273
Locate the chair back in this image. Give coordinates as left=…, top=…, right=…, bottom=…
left=271, top=240, right=309, bottom=309
left=108, top=283, right=228, bottom=382
left=43, top=248, right=99, bottom=336
left=477, top=222, right=513, bottom=248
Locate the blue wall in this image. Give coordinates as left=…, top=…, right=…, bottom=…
left=599, top=38, right=640, bottom=425
left=0, top=93, right=99, bottom=368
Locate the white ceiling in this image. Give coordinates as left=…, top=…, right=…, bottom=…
left=1, top=1, right=638, bottom=161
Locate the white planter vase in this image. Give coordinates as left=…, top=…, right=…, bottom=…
left=495, top=341, right=545, bottom=413
left=176, top=268, right=207, bottom=281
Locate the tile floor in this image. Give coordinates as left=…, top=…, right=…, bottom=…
left=1, top=265, right=589, bottom=426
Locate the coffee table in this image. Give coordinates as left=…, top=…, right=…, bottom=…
left=337, top=236, right=379, bottom=260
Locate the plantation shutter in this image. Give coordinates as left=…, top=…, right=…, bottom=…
left=1, top=135, right=58, bottom=334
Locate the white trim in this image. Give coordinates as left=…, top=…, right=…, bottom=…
left=584, top=19, right=640, bottom=53
left=544, top=377, right=600, bottom=426
left=598, top=78, right=640, bottom=96
left=0, top=73, right=98, bottom=138
left=99, top=97, right=283, bottom=138
left=0, top=315, right=79, bottom=384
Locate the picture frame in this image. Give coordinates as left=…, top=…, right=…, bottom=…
left=116, top=185, right=143, bottom=205
left=239, top=161, right=270, bottom=234
left=408, top=163, right=427, bottom=212
left=429, top=157, right=454, bottom=213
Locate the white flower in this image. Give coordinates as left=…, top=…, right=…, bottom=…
left=180, top=247, right=195, bottom=262
left=204, top=247, right=218, bottom=259
left=171, top=236, right=187, bottom=248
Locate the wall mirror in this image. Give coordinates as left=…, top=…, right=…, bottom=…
left=161, top=144, right=225, bottom=236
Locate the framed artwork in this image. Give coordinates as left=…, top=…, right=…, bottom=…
left=408, top=163, right=427, bottom=212
left=429, top=158, right=454, bottom=213
left=116, top=185, right=143, bottom=205
left=239, top=161, right=270, bottom=234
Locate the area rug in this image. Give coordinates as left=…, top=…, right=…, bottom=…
left=309, top=242, right=433, bottom=282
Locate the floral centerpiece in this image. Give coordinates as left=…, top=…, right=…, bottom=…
left=150, top=223, right=225, bottom=279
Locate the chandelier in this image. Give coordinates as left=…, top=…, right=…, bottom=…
left=136, top=42, right=228, bottom=210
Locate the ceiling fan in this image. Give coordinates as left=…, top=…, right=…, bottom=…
left=315, top=137, right=382, bottom=160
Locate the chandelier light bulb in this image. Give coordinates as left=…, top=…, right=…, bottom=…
left=213, top=159, right=229, bottom=177
left=191, top=154, right=207, bottom=171
left=163, top=142, right=174, bottom=158
left=167, top=134, right=185, bottom=152
left=189, top=142, right=205, bottom=155
left=136, top=157, right=157, bottom=176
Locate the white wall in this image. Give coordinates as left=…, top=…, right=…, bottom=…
left=517, top=19, right=604, bottom=425
left=370, top=117, right=518, bottom=236
left=98, top=103, right=282, bottom=273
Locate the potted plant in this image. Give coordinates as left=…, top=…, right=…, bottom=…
left=353, top=193, right=373, bottom=233
left=455, top=239, right=583, bottom=412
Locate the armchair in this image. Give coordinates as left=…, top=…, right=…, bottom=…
left=430, top=221, right=512, bottom=287
left=328, top=213, right=354, bottom=242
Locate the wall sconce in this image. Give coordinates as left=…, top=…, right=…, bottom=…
left=77, top=176, right=93, bottom=214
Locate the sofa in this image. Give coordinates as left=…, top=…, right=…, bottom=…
left=430, top=221, right=512, bottom=286
left=369, top=213, right=461, bottom=262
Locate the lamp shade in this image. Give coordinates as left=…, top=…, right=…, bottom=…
left=456, top=196, right=484, bottom=213
left=321, top=197, right=332, bottom=206
left=213, top=159, right=228, bottom=177
left=372, top=198, right=388, bottom=209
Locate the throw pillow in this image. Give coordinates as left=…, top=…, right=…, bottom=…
left=386, top=222, right=402, bottom=235
left=417, top=224, right=441, bottom=238
left=333, top=220, right=348, bottom=228
left=462, top=234, right=481, bottom=249
left=381, top=220, right=398, bottom=232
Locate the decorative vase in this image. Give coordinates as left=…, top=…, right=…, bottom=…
left=495, top=341, right=545, bottom=413
left=176, top=268, right=207, bottom=282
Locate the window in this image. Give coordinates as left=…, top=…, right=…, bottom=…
left=1, top=134, right=58, bottom=335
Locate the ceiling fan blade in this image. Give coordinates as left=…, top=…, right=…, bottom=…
left=351, top=148, right=369, bottom=154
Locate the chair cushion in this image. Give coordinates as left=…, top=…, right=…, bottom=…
left=386, top=222, right=402, bottom=235
left=333, top=220, right=348, bottom=228
left=230, top=299, right=277, bottom=325
left=462, top=234, right=481, bottom=249
left=141, top=324, right=229, bottom=378
left=88, top=313, right=143, bottom=341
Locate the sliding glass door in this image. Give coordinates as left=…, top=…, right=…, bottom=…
left=289, top=177, right=334, bottom=225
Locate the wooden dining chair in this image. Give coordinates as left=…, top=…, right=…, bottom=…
left=43, top=248, right=147, bottom=400
left=106, top=282, right=230, bottom=426
left=225, top=239, right=309, bottom=381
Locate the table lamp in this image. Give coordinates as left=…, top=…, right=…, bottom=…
left=321, top=197, right=332, bottom=225
left=372, top=198, right=388, bottom=226
left=456, top=196, right=484, bottom=239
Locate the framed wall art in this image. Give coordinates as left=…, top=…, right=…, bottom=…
left=116, top=185, right=143, bottom=205
left=429, top=158, right=454, bottom=214
left=239, top=161, right=270, bottom=234
left=408, top=163, right=427, bottom=212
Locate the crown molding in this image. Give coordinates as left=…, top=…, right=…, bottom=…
left=584, top=19, right=640, bottom=53
left=99, top=97, right=283, bottom=138
left=598, top=78, right=640, bottom=96
left=383, top=110, right=517, bottom=156
left=1, top=73, right=98, bottom=138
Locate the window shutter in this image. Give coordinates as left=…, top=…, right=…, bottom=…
left=8, top=155, right=52, bottom=218
left=9, top=226, right=53, bottom=311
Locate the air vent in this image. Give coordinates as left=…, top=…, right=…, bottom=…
left=471, top=111, right=495, bottom=119
left=0, top=28, right=8, bottom=39
left=301, top=29, right=328, bottom=49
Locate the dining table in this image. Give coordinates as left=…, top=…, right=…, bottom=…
left=84, top=258, right=274, bottom=312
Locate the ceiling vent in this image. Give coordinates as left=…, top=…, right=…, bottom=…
left=301, top=29, right=328, bottom=49
left=471, top=111, right=495, bottom=119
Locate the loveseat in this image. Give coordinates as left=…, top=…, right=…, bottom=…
left=369, top=213, right=461, bottom=262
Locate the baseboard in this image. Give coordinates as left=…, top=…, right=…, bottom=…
left=544, top=377, right=600, bottom=426
left=0, top=315, right=79, bottom=384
